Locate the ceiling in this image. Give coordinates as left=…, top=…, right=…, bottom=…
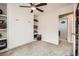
left=0, top=3, right=74, bottom=15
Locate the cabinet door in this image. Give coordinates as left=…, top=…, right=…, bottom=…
left=7, top=3, right=34, bottom=49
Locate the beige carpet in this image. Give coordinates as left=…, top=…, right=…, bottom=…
left=0, top=40, right=73, bottom=56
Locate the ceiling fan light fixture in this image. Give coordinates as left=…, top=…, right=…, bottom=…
left=20, top=3, right=47, bottom=13
left=31, top=7, right=36, bottom=10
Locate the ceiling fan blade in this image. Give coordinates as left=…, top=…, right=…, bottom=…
left=30, top=3, right=33, bottom=6
left=31, top=10, right=33, bottom=13
left=36, top=8, right=44, bottom=12
left=35, top=3, right=47, bottom=7
left=20, top=6, right=31, bottom=8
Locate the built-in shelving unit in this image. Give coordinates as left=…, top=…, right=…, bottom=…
left=0, top=3, right=7, bottom=50
left=34, top=15, right=38, bottom=40
left=34, top=15, right=41, bottom=41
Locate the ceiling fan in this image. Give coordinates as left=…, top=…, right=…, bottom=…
left=20, top=3, right=47, bottom=13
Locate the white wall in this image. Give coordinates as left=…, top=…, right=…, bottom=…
left=7, top=3, right=34, bottom=50
left=38, top=12, right=58, bottom=44
left=67, top=14, right=74, bottom=43
left=38, top=4, right=60, bottom=45
left=38, top=4, right=74, bottom=45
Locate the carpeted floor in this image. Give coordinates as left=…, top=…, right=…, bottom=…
left=0, top=40, right=73, bottom=56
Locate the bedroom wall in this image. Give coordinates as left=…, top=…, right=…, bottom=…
left=38, top=4, right=74, bottom=45
left=67, top=14, right=74, bottom=43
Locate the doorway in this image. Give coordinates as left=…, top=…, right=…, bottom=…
left=59, top=12, right=74, bottom=43
left=59, top=17, right=68, bottom=41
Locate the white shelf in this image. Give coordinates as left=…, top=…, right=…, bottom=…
left=0, top=38, right=7, bottom=40
left=34, top=33, right=38, bottom=34
left=0, top=29, right=7, bottom=31
left=0, top=14, right=7, bottom=17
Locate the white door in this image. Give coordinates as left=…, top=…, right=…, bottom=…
left=7, top=3, right=34, bottom=49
